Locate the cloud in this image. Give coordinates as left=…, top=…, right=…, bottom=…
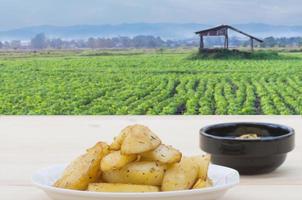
left=0, top=0, right=301, bottom=30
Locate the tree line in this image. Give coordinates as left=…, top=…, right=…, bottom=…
left=0, top=33, right=301, bottom=50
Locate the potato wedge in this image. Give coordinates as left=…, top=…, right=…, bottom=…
left=161, top=157, right=199, bottom=191
left=121, top=125, right=161, bottom=155
left=88, top=183, right=159, bottom=193
left=110, top=130, right=128, bottom=151
left=54, top=142, right=109, bottom=190
left=101, top=150, right=137, bottom=171
left=191, top=155, right=211, bottom=180
left=193, top=178, right=213, bottom=189
left=192, top=178, right=207, bottom=189
left=141, top=144, right=182, bottom=164
left=102, top=161, right=167, bottom=186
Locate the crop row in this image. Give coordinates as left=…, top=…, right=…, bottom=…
left=0, top=53, right=301, bottom=115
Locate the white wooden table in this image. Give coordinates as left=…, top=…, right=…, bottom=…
left=0, top=116, right=301, bottom=200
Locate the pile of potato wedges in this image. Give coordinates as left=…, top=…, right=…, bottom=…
left=54, top=124, right=211, bottom=192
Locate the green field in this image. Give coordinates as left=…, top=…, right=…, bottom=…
left=0, top=50, right=301, bottom=115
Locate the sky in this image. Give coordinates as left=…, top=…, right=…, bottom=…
left=0, top=0, right=301, bottom=30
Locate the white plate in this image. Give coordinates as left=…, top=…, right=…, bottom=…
left=32, top=164, right=239, bottom=200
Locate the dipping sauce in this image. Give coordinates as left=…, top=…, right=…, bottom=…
left=236, top=134, right=260, bottom=139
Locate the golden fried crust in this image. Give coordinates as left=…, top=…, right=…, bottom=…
left=161, top=157, right=199, bottom=191
left=54, top=142, right=109, bottom=190
left=101, top=150, right=137, bottom=171
left=88, top=183, right=160, bottom=193
left=141, top=144, right=182, bottom=164
left=102, top=161, right=166, bottom=186
left=120, top=125, right=161, bottom=155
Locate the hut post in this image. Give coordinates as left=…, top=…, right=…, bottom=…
left=250, top=38, right=254, bottom=52
left=224, top=29, right=229, bottom=49
left=199, top=35, right=204, bottom=51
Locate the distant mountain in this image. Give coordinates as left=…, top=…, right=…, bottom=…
left=234, top=23, right=302, bottom=38
left=0, top=23, right=302, bottom=41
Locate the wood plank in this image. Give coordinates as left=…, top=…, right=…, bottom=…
left=0, top=186, right=51, bottom=200
left=224, top=185, right=302, bottom=200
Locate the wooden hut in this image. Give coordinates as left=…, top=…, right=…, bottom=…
left=195, top=25, right=263, bottom=51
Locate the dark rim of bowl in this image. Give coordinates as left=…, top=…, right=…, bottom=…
left=200, top=122, right=295, bottom=141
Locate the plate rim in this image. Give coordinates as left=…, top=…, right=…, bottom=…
left=32, top=164, right=240, bottom=198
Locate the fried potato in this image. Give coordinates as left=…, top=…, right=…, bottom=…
left=161, top=157, right=199, bottom=191
left=110, top=130, right=127, bottom=150
left=54, top=142, right=109, bottom=190
left=54, top=124, right=213, bottom=193
left=141, top=144, right=182, bottom=164
left=101, top=150, right=137, bottom=171
left=102, top=161, right=167, bottom=186
left=192, top=178, right=213, bottom=189
left=191, top=155, right=211, bottom=180
left=192, top=178, right=207, bottom=189
left=88, top=183, right=159, bottom=193
left=120, top=125, right=161, bottom=155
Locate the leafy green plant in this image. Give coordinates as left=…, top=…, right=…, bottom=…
left=0, top=51, right=301, bottom=115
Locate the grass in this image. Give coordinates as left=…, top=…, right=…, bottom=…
left=190, top=49, right=281, bottom=60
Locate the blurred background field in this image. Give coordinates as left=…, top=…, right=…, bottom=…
left=0, top=49, right=301, bottom=115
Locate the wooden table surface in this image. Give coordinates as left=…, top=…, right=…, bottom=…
left=0, top=116, right=301, bottom=200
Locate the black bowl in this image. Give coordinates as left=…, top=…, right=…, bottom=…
left=200, top=122, right=295, bottom=175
